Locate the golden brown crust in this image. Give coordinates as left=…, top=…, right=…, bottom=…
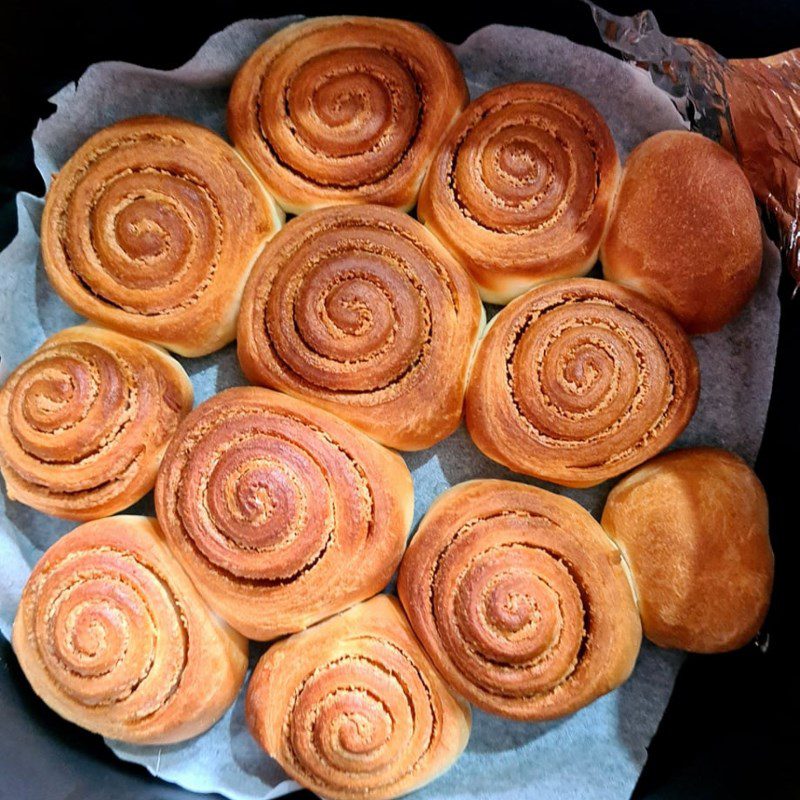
left=246, top=595, right=471, bottom=800
left=397, top=480, right=641, bottom=720
left=41, top=116, right=283, bottom=357
left=237, top=204, right=484, bottom=450
left=465, top=278, right=700, bottom=487
left=601, top=447, right=773, bottom=652
left=228, top=16, right=468, bottom=214
left=154, top=387, right=414, bottom=640
left=0, top=325, right=193, bottom=520
left=418, top=83, right=620, bottom=304
left=601, top=130, right=762, bottom=334
left=12, top=516, right=248, bottom=744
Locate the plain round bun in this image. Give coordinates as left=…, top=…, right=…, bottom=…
left=601, top=447, right=773, bottom=653
left=600, top=130, right=762, bottom=334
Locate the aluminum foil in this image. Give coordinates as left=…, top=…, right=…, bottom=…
left=589, top=2, right=800, bottom=288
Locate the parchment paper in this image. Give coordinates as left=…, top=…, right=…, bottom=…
left=0, top=17, right=781, bottom=800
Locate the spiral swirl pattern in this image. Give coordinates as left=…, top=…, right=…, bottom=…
left=237, top=205, right=483, bottom=450
left=0, top=325, right=193, bottom=519
left=465, top=278, right=700, bottom=487
left=41, top=116, right=283, bottom=357
left=246, top=595, right=471, bottom=800
left=12, top=517, right=248, bottom=744
left=398, top=480, right=642, bottom=720
left=155, top=387, right=413, bottom=640
left=418, top=83, right=621, bottom=303
left=228, top=17, right=468, bottom=213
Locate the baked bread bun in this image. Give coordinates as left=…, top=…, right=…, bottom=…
left=41, top=116, right=283, bottom=356
left=12, top=516, right=248, bottom=744
left=0, top=325, right=192, bottom=520
left=228, top=16, right=468, bottom=214
left=601, top=447, right=773, bottom=652
left=601, top=130, right=762, bottom=333
left=397, top=480, right=641, bottom=720
left=155, top=386, right=413, bottom=640
left=237, top=204, right=484, bottom=450
left=465, top=278, right=700, bottom=487
left=246, top=595, right=471, bottom=800
left=418, top=82, right=620, bottom=303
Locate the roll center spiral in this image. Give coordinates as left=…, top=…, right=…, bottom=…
left=282, top=645, right=435, bottom=792
left=177, top=415, right=341, bottom=581
left=286, top=48, right=412, bottom=159
left=114, top=197, right=180, bottom=259
left=22, top=369, right=83, bottom=432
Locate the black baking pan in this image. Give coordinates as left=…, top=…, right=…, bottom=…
left=0, top=2, right=795, bottom=798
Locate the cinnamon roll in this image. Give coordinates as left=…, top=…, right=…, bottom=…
left=397, top=480, right=642, bottom=720
left=41, top=116, right=283, bottom=357
left=246, top=595, right=471, bottom=800
left=0, top=325, right=193, bottom=520
left=465, top=278, right=700, bottom=487
left=154, top=387, right=414, bottom=640
left=12, top=516, right=248, bottom=744
left=418, top=83, right=620, bottom=304
left=237, top=205, right=484, bottom=450
left=228, top=16, right=468, bottom=213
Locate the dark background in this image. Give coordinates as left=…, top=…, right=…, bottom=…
left=0, top=2, right=796, bottom=798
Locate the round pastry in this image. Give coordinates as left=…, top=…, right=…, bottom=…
left=397, top=480, right=641, bottom=720
left=418, top=82, right=620, bottom=304
left=228, top=16, right=468, bottom=214
left=0, top=325, right=193, bottom=520
left=155, top=386, right=414, bottom=640
left=237, top=204, right=484, bottom=450
left=246, top=595, right=471, bottom=800
left=41, top=116, right=283, bottom=357
left=600, top=130, right=762, bottom=334
left=601, top=447, right=773, bottom=652
left=12, top=516, right=248, bottom=744
left=465, top=278, right=700, bottom=487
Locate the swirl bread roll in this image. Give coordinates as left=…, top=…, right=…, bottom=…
left=228, top=16, right=468, bottom=214
left=465, top=278, right=700, bottom=487
left=397, top=480, right=641, bottom=720
left=12, top=516, right=248, bottom=744
left=155, top=387, right=413, bottom=640
left=0, top=325, right=193, bottom=520
left=41, top=116, right=283, bottom=357
left=601, top=131, right=762, bottom=334
left=237, top=205, right=484, bottom=450
left=418, top=83, right=620, bottom=304
left=601, top=448, right=773, bottom=653
left=246, top=595, right=471, bottom=800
